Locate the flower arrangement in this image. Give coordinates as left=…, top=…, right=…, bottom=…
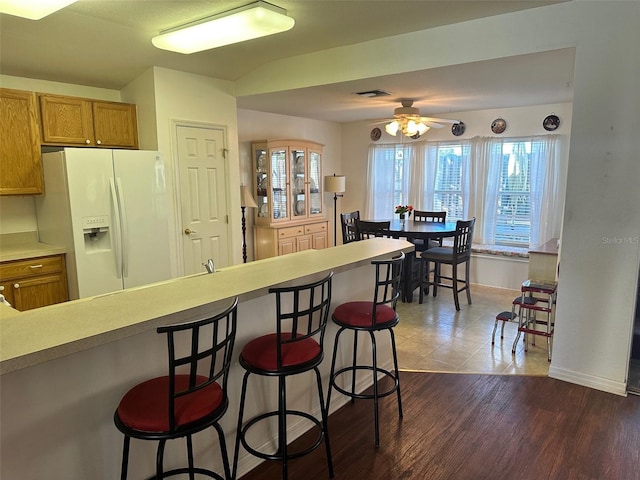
left=395, top=205, right=413, bottom=218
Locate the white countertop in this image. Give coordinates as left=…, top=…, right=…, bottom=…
left=0, top=239, right=413, bottom=374
left=0, top=232, right=66, bottom=262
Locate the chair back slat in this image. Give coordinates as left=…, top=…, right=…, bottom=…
left=270, top=273, right=333, bottom=369
left=413, top=210, right=447, bottom=224
left=453, top=218, right=476, bottom=258
left=158, top=297, right=238, bottom=432
left=340, top=211, right=360, bottom=244
left=371, top=252, right=404, bottom=325
left=356, top=219, right=390, bottom=239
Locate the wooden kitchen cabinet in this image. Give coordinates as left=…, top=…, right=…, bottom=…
left=0, top=88, right=44, bottom=195
left=0, top=254, right=68, bottom=311
left=39, top=93, right=139, bottom=149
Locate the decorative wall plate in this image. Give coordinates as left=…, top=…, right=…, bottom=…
left=370, top=127, right=382, bottom=141
left=491, top=118, right=507, bottom=134
left=451, top=121, right=466, bottom=136
left=543, top=114, right=560, bottom=131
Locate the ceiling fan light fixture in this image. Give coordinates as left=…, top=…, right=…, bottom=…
left=385, top=121, right=399, bottom=136
left=0, top=0, right=77, bottom=19
left=152, top=1, right=295, bottom=54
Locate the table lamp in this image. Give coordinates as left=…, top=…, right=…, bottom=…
left=324, top=174, right=346, bottom=246
left=240, top=184, right=258, bottom=263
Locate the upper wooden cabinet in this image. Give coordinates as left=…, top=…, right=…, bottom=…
left=39, top=93, right=139, bottom=149
left=0, top=88, right=43, bottom=195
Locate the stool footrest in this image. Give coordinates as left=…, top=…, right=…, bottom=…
left=330, top=365, right=400, bottom=400
left=148, top=467, right=225, bottom=480
left=240, top=410, right=325, bottom=462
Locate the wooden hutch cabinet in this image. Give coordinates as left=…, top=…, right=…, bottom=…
left=39, top=93, right=139, bottom=149
left=252, top=140, right=328, bottom=259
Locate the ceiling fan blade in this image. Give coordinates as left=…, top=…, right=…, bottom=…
left=368, top=119, right=393, bottom=125
left=423, top=121, right=446, bottom=129
left=419, top=116, right=460, bottom=124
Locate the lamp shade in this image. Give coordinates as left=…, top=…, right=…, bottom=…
left=240, top=185, right=258, bottom=208
left=152, top=1, right=295, bottom=54
left=324, top=175, right=346, bottom=194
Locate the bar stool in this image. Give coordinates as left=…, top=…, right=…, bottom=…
left=512, top=280, right=557, bottom=361
left=232, top=273, right=334, bottom=480
left=113, top=298, right=238, bottom=480
left=326, top=252, right=404, bottom=447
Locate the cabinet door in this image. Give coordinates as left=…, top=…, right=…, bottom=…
left=40, top=94, right=94, bottom=145
left=310, top=231, right=328, bottom=250
left=92, top=101, right=139, bottom=149
left=12, top=273, right=68, bottom=311
left=0, top=282, right=15, bottom=307
left=308, top=148, right=323, bottom=217
left=278, top=238, right=296, bottom=256
left=291, top=146, right=306, bottom=220
left=0, top=88, right=43, bottom=195
left=296, top=234, right=311, bottom=252
left=270, top=147, right=289, bottom=222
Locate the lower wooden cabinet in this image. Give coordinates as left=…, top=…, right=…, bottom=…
left=254, top=221, right=328, bottom=260
left=0, top=254, right=68, bottom=311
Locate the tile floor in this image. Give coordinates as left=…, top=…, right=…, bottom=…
left=394, top=284, right=551, bottom=376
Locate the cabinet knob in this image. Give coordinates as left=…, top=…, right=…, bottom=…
left=14, top=283, right=19, bottom=289
left=85, top=139, right=91, bottom=144
left=96, top=140, right=102, bottom=145
left=0, top=286, right=4, bottom=291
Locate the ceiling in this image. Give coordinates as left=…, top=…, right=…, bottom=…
left=0, top=0, right=574, bottom=123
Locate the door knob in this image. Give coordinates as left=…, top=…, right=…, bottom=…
left=184, top=228, right=198, bottom=235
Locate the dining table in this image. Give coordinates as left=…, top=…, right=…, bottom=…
left=367, top=219, right=459, bottom=302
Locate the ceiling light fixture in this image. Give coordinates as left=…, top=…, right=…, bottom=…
left=152, top=1, right=295, bottom=54
left=0, top=0, right=77, bottom=20
left=384, top=100, right=432, bottom=138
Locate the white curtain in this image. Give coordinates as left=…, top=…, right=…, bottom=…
left=409, top=142, right=438, bottom=210
left=529, top=135, right=561, bottom=246
left=479, top=137, right=504, bottom=244
left=365, top=144, right=396, bottom=219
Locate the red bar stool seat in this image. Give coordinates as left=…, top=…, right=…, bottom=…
left=232, top=273, right=334, bottom=480
left=113, top=298, right=238, bottom=480
left=326, top=252, right=404, bottom=447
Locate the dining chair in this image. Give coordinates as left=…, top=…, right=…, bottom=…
left=356, top=220, right=390, bottom=239
left=412, top=210, right=447, bottom=251
left=419, top=218, right=475, bottom=310
left=340, top=211, right=360, bottom=244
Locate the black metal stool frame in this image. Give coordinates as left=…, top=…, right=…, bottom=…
left=232, top=273, right=334, bottom=480
left=114, top=297, right=238, bottom=480
left=326, top=252, right=404, bottom=447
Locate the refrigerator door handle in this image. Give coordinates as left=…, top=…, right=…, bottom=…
left=109, top=178, right=124, bottom=279
left=115, top=177, right=130, bottom=279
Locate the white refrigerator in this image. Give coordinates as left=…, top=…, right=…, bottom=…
left=36, top=148, right=174, bottom=299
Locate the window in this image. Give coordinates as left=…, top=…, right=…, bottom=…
left=494, top=141, right=532, bottom=245
left=434, top=145, right=465, bottom=222
left=366, top=135, right=561, bottom=247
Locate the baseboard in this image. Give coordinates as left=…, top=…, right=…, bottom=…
left=548, top=365, right=628, bottom=396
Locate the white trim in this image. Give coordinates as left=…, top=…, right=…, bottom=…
left=548, top=365, right=628, bottom=397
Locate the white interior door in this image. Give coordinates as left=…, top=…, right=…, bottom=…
left=176, top=125, right=230, bottom=275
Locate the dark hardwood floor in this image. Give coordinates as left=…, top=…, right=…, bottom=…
left=239, top=372, right=640, bottom=480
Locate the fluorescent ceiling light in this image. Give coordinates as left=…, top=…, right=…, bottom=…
left=152, top=1, right=295, bottom=54
left=0, top=0, right=77, bottom=20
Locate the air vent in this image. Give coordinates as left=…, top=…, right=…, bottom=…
left=355, top=89, right=391, bottom=98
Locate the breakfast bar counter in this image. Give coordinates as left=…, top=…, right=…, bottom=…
left=0, top=238, right=412, bottom=479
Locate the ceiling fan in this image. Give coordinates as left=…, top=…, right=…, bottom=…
left=375, top=99, right=460, bottom=138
